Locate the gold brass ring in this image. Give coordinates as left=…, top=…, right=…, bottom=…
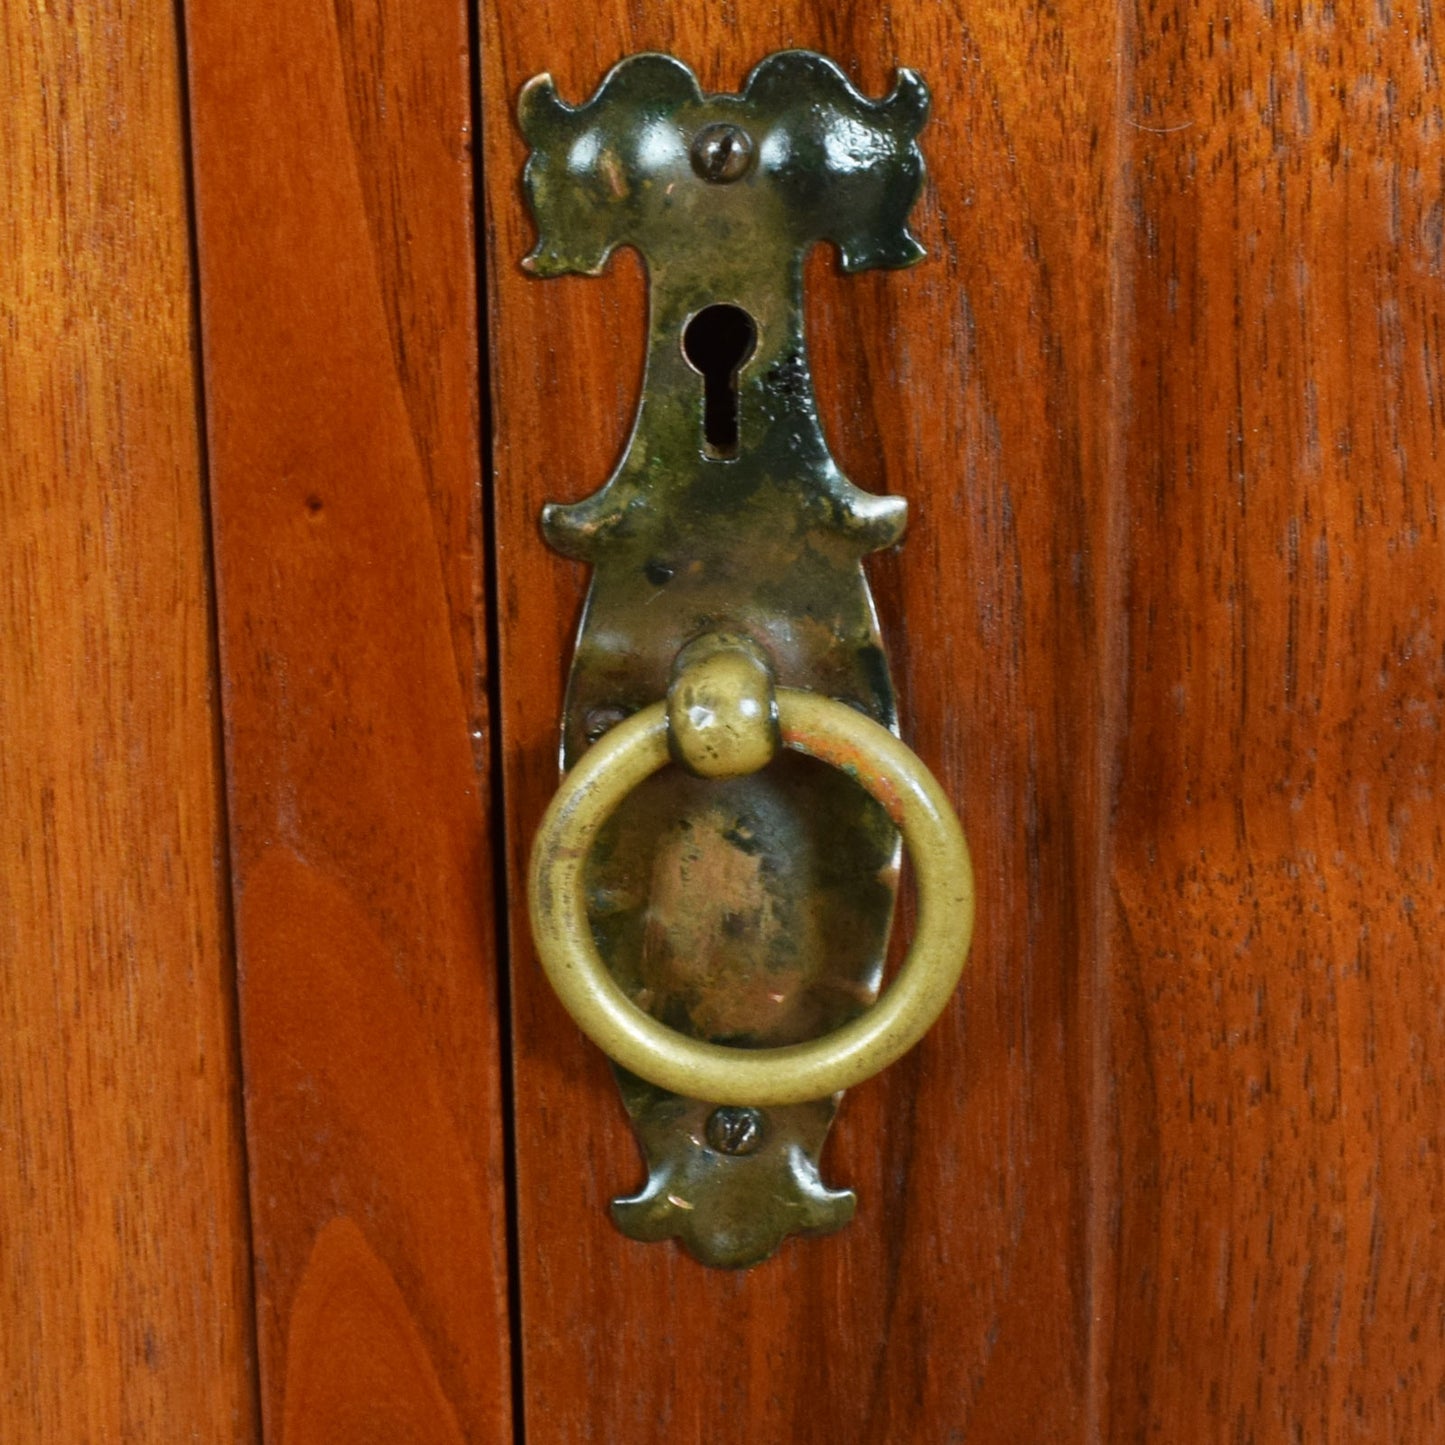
left=527, top=690, right=975, bottom=1106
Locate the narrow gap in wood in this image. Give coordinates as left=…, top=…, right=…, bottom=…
left=171, top=0, right=266, bottom=1433
left=467, top=0, right=529, bottom=1437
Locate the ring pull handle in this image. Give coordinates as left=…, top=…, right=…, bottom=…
left=528, top=638, right=975, bottom=1109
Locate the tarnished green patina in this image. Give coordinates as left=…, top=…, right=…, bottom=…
left=520, top=51, right=932, bottom=1268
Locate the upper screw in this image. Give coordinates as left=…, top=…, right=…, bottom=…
left=690, top=122, right=755, bottom=184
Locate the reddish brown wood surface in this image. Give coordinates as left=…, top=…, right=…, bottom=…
left=482, top=5, right=1117, bottom=1440
left=482, top=3, right=1445, bottom=1442
left=1102, top=4, right=1445, bottom=1439
left=0, top=3, right=258, bottom=1440
left=184, top=1, right=513, bottom=1439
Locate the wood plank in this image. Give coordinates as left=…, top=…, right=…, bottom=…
left=0, top=3, right=259, bottom=1439
left=183, top=1, right=514, bottom=1438
left=1101, top=3, right=1445, bottom=1438
left=481, top=7, right=1121, bottom=1439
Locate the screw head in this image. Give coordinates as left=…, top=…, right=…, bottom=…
left=705, top=1105, right=765, bottom=1156
left=690, top=123, right=755, bottom=184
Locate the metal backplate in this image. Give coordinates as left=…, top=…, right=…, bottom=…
left=520, top=50, right=929, bottom=1267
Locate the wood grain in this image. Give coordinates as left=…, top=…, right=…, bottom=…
left=1102, top=3, right=1445, bottom=1439
left=0, top=2, right=258, bottom=1440
left=481, top=4, right=1120, bottom=1440
left=183, top=0, right=514, bottom=1438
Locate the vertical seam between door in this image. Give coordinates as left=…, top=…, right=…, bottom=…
left=171, top=0, right=266, bottom=1436
left=466, top=1, right=529, bottom=1439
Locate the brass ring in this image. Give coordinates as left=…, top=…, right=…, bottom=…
left=527, top=690, right=975, bottom=1106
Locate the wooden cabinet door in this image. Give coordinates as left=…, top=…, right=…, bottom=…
left=480, top=4, right=1445, bottom=1442
left=8, top=0, right=1444, bottom=1442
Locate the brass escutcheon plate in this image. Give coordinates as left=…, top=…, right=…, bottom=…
left=520, top=50, right=932, bottom=1268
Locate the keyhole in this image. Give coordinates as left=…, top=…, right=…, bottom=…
left=682, top=304, right=756, bottom=460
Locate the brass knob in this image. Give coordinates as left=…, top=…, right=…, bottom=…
left=528, top=658, right=974, bottom=1106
